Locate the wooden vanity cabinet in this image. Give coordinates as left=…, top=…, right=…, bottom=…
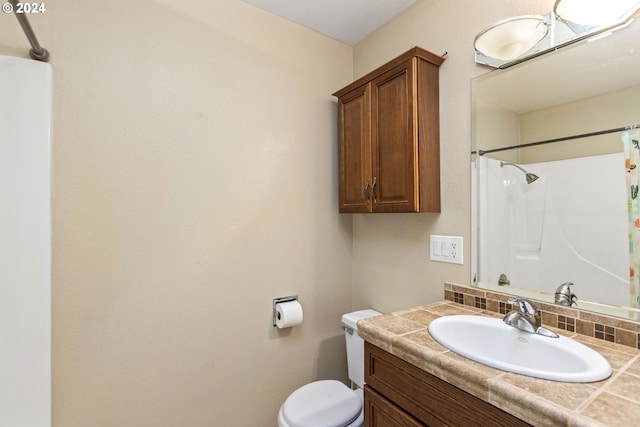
left=364, top=343, right=532, bottom=427
left=333, top=47, right=444, bottom=213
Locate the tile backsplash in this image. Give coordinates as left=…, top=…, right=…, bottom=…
left=445, top=283, right=640, bottom=350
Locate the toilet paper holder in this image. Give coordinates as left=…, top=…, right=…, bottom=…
left=272, top=295, right=298, bottom=327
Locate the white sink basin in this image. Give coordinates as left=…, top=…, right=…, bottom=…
left=428, top=315, right=611, bottom=382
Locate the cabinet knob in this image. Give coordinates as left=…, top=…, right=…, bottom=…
left=363, top=179, right=371, bottom=204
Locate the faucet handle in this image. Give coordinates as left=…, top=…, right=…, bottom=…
left=508, top=296, right=537, bottom=316
left=555, top=282, right=574, bottom=296
left=555, top=282, right=578, bottom=307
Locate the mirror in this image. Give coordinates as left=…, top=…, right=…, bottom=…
left=471, top=17, right=640, bottom=320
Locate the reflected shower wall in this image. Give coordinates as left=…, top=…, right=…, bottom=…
left=0, top=55, right=51, bottom=425
left=477, top=154, right=629, bottom=307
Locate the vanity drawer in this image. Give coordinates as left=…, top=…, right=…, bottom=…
left=364, top=386, right=424, bottom=427
left=364, top=342, right=531, bottom=427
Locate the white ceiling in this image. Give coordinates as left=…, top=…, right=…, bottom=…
left=241, top=0, right=416, bottom=45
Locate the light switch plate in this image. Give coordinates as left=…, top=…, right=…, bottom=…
left=430, top=235, right=463, bottom=264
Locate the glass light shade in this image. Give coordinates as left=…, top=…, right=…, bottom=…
left=474, top=16, right=549, bottom=61
left=554, top=0, right=640, bottom=27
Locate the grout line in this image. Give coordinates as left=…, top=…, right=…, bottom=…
left=576, top=354, right=640, bottom=412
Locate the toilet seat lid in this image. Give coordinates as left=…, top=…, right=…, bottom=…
left=282, top=380, right=361, bottom=427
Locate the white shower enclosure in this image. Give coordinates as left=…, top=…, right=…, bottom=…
left=0, top=55, right=51, bottom=426
left=475, top=155, right=629, bottom=308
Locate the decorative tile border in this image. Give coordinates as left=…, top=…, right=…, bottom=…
left=445, top=283, right=640, bottom=350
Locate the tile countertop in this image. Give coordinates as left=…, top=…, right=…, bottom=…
left=357, top=301, right=640, bottom=427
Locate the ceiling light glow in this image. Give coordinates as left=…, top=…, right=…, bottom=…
left=554, top=0, right=640, bottom=27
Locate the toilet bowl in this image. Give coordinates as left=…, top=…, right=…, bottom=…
left=277, top=380, right=364, bottom=427
left=277, top=309, right=381, bottom=427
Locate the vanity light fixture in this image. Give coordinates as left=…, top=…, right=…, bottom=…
left=554, top=0, right=640, bottom=27
left=475, top=0, right=640, bottom=67
left=474, top=15, right=548, bottom=61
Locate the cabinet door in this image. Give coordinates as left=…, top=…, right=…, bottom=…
left=371, top=59, right=418, bottom=212
left=337, top=84, right=372, bottom=213
left=365, top=386, right=425, bottom=427
left=365, top=343, right=532, bottom=427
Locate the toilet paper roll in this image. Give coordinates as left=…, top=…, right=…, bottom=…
left=275, top=300, right=303, bottom=329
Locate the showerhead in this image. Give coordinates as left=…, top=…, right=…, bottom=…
left=524, top=172, right=540, bottom=184
left=500, top=162, right=540, bottom=184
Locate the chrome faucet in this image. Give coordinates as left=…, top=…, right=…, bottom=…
left=555, top=282, right=578, bottom=307
left=503, top=296, right=559, bottom=338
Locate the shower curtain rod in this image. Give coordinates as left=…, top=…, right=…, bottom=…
left=475, top=123, right=640, bottom=156
left=9, top=0, right=49, bottom=62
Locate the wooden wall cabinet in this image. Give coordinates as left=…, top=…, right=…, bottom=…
left=333, top=47, right=444, bottom=213
left=364, top=343, right=532, bottom=427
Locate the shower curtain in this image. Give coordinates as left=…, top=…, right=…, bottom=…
left=623, top=128, right=640, bottom=308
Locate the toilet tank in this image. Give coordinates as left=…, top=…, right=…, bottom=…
left=341, top=309, right=382, bottom=388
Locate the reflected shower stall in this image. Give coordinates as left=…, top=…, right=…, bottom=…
left=476, top=153, right=630, bottom=307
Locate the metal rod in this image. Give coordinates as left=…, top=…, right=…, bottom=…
left=476, top=124, right=640, bottom=156
left=9, top=0, right=49, bottom=62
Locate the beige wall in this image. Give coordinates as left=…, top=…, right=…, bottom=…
left=2, top=0, right=354, bottom=426
left=474, top=99, right=521, bottom=163
left=475, top=85, right=640, bottom=164
left=521, top=85, right=640, bottom=162
left=0, top=0, right=563, bottom=425
left=351, top=0, right=554, bottom=312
